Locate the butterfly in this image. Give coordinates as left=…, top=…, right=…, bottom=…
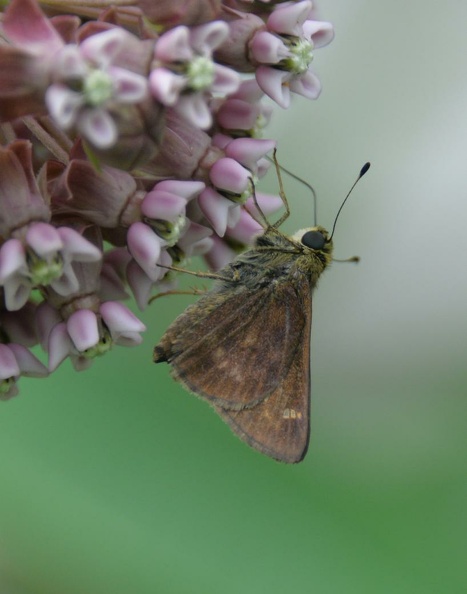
left=154, top=158, right=370, bottom=463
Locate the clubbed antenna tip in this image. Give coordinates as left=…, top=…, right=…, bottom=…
left=329, top=161, right=371, bottom=240
left=360, top=162, right=371, bottom=177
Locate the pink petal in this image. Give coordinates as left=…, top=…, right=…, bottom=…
left=67, top=309, right=99, bottom=352
left=8, top=343, right=48, bottom=377
left=216, top=99, right=258, bottom=131
left=267, top=0, right=312, bottom=36
left=188, top=236, right=213, bottom=256
left=0, top=239, right=31, bottom=311
left=110, top=66, right=148, bottom=103
left=126, top=259, right=155, bottom=310
left=0, top=239, right=27, bottom=282
left=198, top=187, right=235, bottom=237
left=177, top=221, right=213, bottom=256
left=245, top=191, right=285, bottom=219
left=155, top=248, right=172, bottom=280
left=225, top=138, right=276, bottom=173
left=0, top=344, right=20, bottom=379
left=250, top=31, right=289, bottom=65
left=289, top=69, right=321, bottom=100
left=190, top=21, right=229, bottom=55
left=141, top=190, right=186, bottom=220
left=26, top=222, right=62, bottom=257
left=155, top=26, right=192, bottom=62
left=56, top=227, right=102, bottom=262
left=255, top=66, right=291, bottom=108
left=212, top=64, right=241, bottom=95
left=227, top=208, right=263, bottom=244
left=149, top=68, right=185, bottom=105
left=2, top=278, right=31, bottom=312
left=210, top=158, right=250, bottom=194
left=231, top=79, right=264, bottom=103
left=78, top=108, right=117, bottom=149
left=303, top=20, right=335, bottom=48
left=127, top=222, right=164, bottom=281
left=80, top=28, right=127, bottom=67
left=45, top=85, right=82, bottom=128
left=54, top=45, right=87, bottom=80
left=154, top=180, right=205, bottom=201
left=204, top=235, right=236, bottom=271
left=49, top=265, right=79, bottom=296
left=211, top=132, right=231, bottom=150
left=226, top=204, right=241, bottom=230
left=175, top=94, right=212, bottom=129
left=47, top=322, right=73, bottom=371
left=127, top=248, right=174, bottom=309
left=100, top=301, right=146, bottom=336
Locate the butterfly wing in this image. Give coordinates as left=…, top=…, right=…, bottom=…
left=154, top=280, right=309, bottom=411
left=214, top=285, right=312, bottom=463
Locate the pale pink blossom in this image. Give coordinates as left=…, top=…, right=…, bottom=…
left=46, top=29, right=149, bottom=148
left=0, top=343, right=48, bottom=400
left=150, top=22, right=240, bottom=128
left=251, top=1, right=334, bottom=107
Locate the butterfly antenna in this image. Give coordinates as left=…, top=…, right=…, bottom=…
left=329, top=162, right=371, bottom=241
left=268, top=154, right=318, bottom=226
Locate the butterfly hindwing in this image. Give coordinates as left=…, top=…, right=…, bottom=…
left=214, top=285, right=312, bottom=463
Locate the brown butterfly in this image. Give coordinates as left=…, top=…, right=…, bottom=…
left=154, top=159, right=370, bottom=463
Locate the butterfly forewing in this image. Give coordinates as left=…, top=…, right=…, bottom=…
left=155, top=281, right=308, bottom=411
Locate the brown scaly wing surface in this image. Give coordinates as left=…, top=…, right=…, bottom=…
left=213, top=286, right=312, bottom=463
left=154, top=281, right=309, bottom=411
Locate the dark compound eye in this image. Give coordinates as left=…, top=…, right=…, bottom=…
left=301, top=230, right=326, bottom=250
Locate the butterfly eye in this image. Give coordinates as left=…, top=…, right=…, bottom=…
left=301, top=230, right=326, bottom=250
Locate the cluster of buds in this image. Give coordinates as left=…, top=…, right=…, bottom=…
left=0, top=0, right=334, bottom=399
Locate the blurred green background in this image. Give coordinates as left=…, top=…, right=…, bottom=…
left=1, top=1, right=466, bottom=592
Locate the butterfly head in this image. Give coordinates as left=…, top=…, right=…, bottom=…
left=291, top=225, right=333, bottom=262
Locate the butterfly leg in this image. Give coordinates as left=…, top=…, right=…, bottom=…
left=149, top=287, right=207, bottom=304
left=157, top=263, right=235, bottom=282
left=270, top=148, right=291, bottom=229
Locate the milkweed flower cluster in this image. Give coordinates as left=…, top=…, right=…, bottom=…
left=0, top=0, right=333, bottom=398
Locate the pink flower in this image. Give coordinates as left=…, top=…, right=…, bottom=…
left=0, top=141, right=101, bottom=310
left=0, top=223, right=101, bottom=311
left=127, top=180, right=206, bottom=281
left=251, top=1, right=334, bottom=107
left=203, top=191, right=284, bottom=269
left=46, top=29, right=149, bottom=149
left=46, top=302, right=146, bottom=371
left=0, top=343, right=48, bottom=400
left=213, top=80, right=273, bottom=138
left=0, top=0, right=335, bottom=397
left=150, top=22, right=240, bottom=128
left=197, top=137, right=275, bottom=236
